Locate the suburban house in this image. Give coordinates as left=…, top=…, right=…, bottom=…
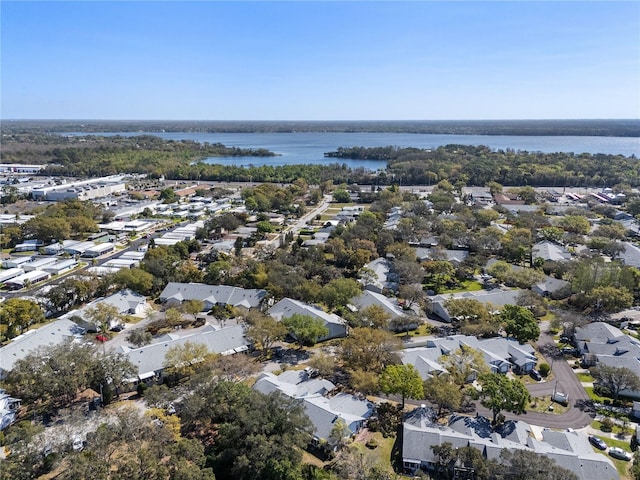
left=350, top=289, right=406, bottom=320
left=430, top=289, right=523, bottom=323
left=619, top=242, right=640, bottom=268
left=159, top=282, right=267, bottom=310
left=531, top=275, right=571, bottom=299
left=359, top=257, right=395, bottom=293
left=0, top=319, right=86, bottom=377
left=574, top=322, right=640, bottom=398
left=402, top=407, right=618, bottom=480
left=122, top=323, right=250, bottom=385
left=531, top=240, right=572, bottom=263
left=401, top=334, right=537, bottom=380
left=415, top=247, right=469, bottom=265
left=268, top=298, right=347, bottom=341
left=253, top=371, right=374, bottom=445
left=63, top=289, right=150, bottom=331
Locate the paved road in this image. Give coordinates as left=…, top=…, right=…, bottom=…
left=476, top=328, right=594, bottom=429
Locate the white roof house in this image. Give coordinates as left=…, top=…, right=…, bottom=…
left=0, top=319, right=85, bottom=376
left=269, top=298, right=347, bottom=341
left=121, top=324, right=250, bottom=381
left=63, top=289, right=150, bottom=331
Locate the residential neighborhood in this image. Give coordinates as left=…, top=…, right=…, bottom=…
left=2, top=170, right=640, bottom=480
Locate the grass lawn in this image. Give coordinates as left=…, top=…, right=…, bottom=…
left=349, top=432, right=396, bottom=474
left=576, top=372, right=593, bottom=383
left=585, top=386, right=609, bottom=403
left=528, top=396, right=570, bottom=414
left=440, top=280, right=484, bottom=294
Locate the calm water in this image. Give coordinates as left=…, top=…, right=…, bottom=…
left=64, top=131, right=640, bottom=170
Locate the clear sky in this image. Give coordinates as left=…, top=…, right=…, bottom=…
left=1, top=1, right=639, bottom=120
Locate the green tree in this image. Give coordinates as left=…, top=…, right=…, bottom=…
left=321, top=277, right=362, bottom=310
left=591, top=364, right=640, bottom=401
left=423, top=260, right=456, bottom=293
left=246, top=315, right=287, bottom=352
left=282, top=314, right=329, bottom=348
left=163, top=341, right=211, bottom=380
left=183, top=299, right=205, bottom=320
left=127, top=328, right=153, bottom=347
left=159, top=187, right=178, bottom=203
left=500, top=304, right=540, bottom=343
left=111, top=267, right=155, bottom=295
left=438, top=347, right=489, bottom=386
left=22, top=216, right=71, bottom=243
left=85, top=302, right=123, bottom=333
left=180, top=380, right=311, bottom=480
left=584, top=285, right=634, bottom=313
left=423, top=374, right=463, bottom=416
left=557, top=215, right=590, bottom=235
left=351, top=305, right=391, bottom=329
left=340, top=327, right=402, bottom=374
left=478, top=373, right=530, bottom=425
left=379, top=364, right=423, bottom=408
left=328, top=418, right=352, bottom=449
left=332, top=189, right=351, bottom=203
left=0, top=298, right=45, bottom=341
left=4, top=341, right=134, bottom=409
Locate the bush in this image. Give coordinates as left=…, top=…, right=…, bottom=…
left=365, top=438, right=378, bottom=449
left=539, top=363, right=551, bottom=377
left=601, top=417, right=614, bottom=432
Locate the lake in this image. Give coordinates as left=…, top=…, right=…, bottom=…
left=64, top=131, right=640, bottom=170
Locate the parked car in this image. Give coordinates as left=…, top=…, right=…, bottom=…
left=608, top=447, right=631, bottom=461
left=110, top=324, right=125, bottom=332
left=529, top=369, right=542, bottom=381
left=588, top=435, right=607, bottom=450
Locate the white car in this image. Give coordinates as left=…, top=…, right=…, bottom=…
left=608, top=447, right=631, bottom=461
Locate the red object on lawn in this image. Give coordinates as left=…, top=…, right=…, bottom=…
left=96, top=334, right=108, bottom=342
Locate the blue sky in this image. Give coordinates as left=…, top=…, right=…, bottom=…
left=2, top=1, right=639, bottom=120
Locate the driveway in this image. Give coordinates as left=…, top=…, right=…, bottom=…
left=476, top=329, right=594, bottom=429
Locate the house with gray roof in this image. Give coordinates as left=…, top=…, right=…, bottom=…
left=359, top=258, right=395, bottom=293
left=574, top=322, right=640, bottom=398
left=401, top=334, right=537, bottom=379
left=252, top=371, right=373, bottom=445
left=269, top=298, right=347, bottom=341
left=62, top=289, right=150, bottom=331
left=401, top=407, right=618, bottom=480
left=430, top=289, right=523, bottom=323
left=415, top=247, right=469, bottom=265
left=121, top=324, right=250, bottom=383
left=532, top=241, right=572, bottom=263
left=0, top=319, right=85, bottom=377
left=619, top=242, right=640, bottom=268
left=350, top=289, right=406, bottom=320
left=159, top=282, right=267, bottom=310
left=532, top=276, right=571, bottom=299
